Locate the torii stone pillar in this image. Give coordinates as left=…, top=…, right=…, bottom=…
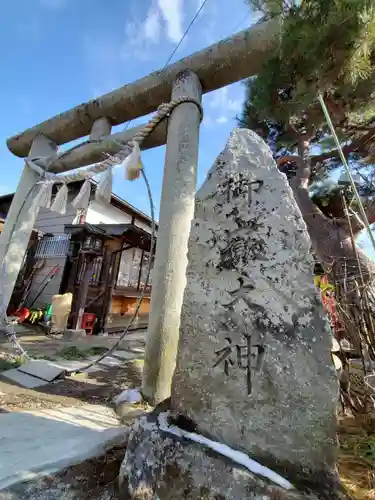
left=0, top=135, right=57, bottom=314
left=142, top=70, right=202, bottom=405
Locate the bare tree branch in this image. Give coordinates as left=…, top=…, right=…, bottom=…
left=277, top=153, right=332, bottom=229
left=335, top=210, right=365, bottom=235
left=364, top=199, right=375, bottom=226
left=310, top=125, right=375, bottom=165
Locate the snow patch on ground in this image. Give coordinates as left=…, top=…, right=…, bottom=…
left=114, top=388, right=142, bottom=405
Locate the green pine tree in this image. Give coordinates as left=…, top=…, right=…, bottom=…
left=241, top=0, right=375, bottom=412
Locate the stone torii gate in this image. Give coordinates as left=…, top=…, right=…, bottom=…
left=2, top=20, right=278, bottom=405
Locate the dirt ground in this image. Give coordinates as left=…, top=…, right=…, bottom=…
left=0, top=326, right=145, bottom=499
left=0, top=325, right=145, bottom=412
left=0, top=446, right=125, bottom=500
left=337, top=414, right=375, bottom=499
left=1, top=326, right=375, bottom=499
left=0, top=324, right=145, bottom=360
left=0, top=361, right=143, bottom=412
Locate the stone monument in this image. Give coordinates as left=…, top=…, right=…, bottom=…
left=120, top=129, right=343, bottom=500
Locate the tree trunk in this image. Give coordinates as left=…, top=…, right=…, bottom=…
left=279, top=152, right=375, bottom=413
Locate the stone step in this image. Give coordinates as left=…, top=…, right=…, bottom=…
left=17, top=359, right=66, bottom=382
left=0, top=369, right=49, bottom=389
left=111, top=350, right=142, bottom=361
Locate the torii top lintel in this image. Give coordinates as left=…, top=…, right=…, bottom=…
left=6, top=20, right=278, bottom=158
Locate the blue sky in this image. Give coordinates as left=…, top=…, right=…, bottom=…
left=0, top=0, right=256, bottom=218
left=2, top=0, right=374, bottom=260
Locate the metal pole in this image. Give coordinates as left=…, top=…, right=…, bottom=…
left=73, top=255, right=94, bottom=331
left=142, top=70, right=202, bottom=405
left=318, top=92, right=375, bottom=252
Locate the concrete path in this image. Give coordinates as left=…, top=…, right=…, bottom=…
left=0, top=404, right=127, bottom=490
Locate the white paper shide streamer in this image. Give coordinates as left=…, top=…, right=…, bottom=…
left=35, top=181, right=53, bottom=209
left=124, top=142, right=143, bottom=181
left=27, top=95, right=197, bottom=215
left=50, top=183, right=68, bottom=214
left=96, top=167, right=113, bottom=202
left=72, top=180, right=91, bottom=210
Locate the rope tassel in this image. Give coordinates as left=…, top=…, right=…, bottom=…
left=96, top=167, right=113, bottom=202
left=50, top=183, right=68, bottom=215
left=72, top=179, right=91, bottom=210
left=124, top=142, right=143, bottom=181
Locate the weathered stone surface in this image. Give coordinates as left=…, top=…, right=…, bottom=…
left=119, top=414, right=324, bottom=500
left=63, top=329, right=87, bottom=341
left=0, top=369, right=48, bottom=389
left=17, top=359, right=65, bottom=382
left=171, top=129, right=338, bottom=484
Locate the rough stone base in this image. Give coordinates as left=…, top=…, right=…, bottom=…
left=119, top=415, right=347, bottom=500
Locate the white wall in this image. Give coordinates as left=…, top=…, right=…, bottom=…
left=86, top=199, right=153, bottom=234
left=86, top=199, right=132, bottom=224
left=29, top=192, right=77, bottom=307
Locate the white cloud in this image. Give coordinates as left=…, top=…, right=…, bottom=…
left=122, top=3, right=165, bottom=60
left=157, top=0, right=184, bottom=43
left=122, top=0, right=186, bottom=60
left=192, top=0, right=217, bottom=44
left=123, top=26, right=151, bottom=61
left=202, top=86, right=244, bottom=127
left=209, top=87, right=242, bottom=113
left=144, top=5, right=162, bottom=43
left=216, top=116, right=228, bottom=124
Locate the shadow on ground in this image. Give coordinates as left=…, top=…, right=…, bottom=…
left=0, top=361, right=143, bottom=412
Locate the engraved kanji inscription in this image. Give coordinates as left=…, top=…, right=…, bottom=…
left=217, top=173, right=264, bottom=207
left=213, top=333, right=266, bottom=395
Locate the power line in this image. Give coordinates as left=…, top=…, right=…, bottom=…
left=231, top=11, right=252, bottom=34
left=163, top=0, right=209, bottom=68
left=122, top=0, right=209, bottom=133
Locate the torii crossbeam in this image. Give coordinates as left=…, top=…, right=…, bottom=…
left=2, top=19, right=278, bottom=404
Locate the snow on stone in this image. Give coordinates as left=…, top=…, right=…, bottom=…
left=158, top=412, right=294, bottom=491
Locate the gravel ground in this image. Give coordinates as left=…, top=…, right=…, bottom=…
left=0, top=325, right=145, bottom=413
